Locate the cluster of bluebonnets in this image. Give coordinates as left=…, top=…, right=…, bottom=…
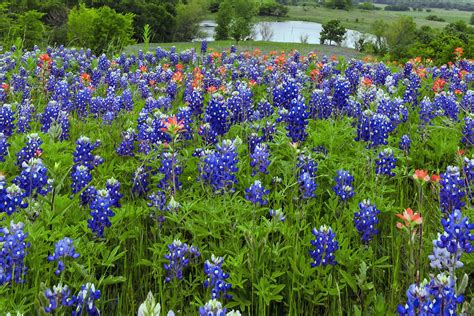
left=0, top=40, right=473, bottom=314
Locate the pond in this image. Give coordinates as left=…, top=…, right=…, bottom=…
left=197, top=20, right=372, bottom=49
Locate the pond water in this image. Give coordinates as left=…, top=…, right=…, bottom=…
left=197, top=20, right=372, bottom=49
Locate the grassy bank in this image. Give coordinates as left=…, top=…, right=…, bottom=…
left=204, top=5, right=472, bottom=35
left=274, top=5, right=472, bottom=34
left=126, top=40, right=363, bottom=59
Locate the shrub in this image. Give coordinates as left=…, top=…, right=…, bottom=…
left=258, top=2, right=289, bottom=17
left=68, top=4, right=135, bottom=54
left=426, top=15, right=445, bottom=22
left=384, top=4, right=410, bottom=11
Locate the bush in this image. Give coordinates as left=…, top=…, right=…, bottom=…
left=11, top=10, right=46, bottom=49
left=384, top=4, right=409, bottom=11
left=258, top=2, right=289, bottom=17
left=68, top=5, right=135, bottom=54
left=358, top=2, right=378, bottom=11
left=426, top=15, right=445, bottom=22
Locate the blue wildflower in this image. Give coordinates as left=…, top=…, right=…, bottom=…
left=309, top=225, right=339, bottom=267
left=0, top=221, right=30, bottom=284
left=354, top=200, right=380, bottom=244
left=333, top=169, right=355, bottom=202
left=47, top=237, right=80, bottom=276
left=204, top=255, right=232, bottom=300
left=375, top=148, right=397, bottom=177
left=245, top=180, right=269, bottom=206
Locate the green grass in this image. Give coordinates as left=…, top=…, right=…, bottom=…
left=126, top=40, right=363, bottom=59
left=255, top=5, right=472, bottom=34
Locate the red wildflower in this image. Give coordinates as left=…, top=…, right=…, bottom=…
left=396, top=208, right=423, bottom=230
left=430, top=174, right=441, bottom=183
left=80, top=73, right=91, bottom=83
left=413, top=170, right=430, bottom=182
left=160, top=116, right=185, bottom=135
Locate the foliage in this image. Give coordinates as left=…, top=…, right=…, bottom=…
left=8, top=10, right=46, bottom=49
left=68, top=4, right=135, bottom=55
left=384, top=16, right=417, bottom=60
left=0, top=40, right=473, bottom=315
left=258, top=2, right=289, bottom=17
left=215, top=0, right=257, bottom=42
left=173, top=0, right=206, bottom=42
left=426, top=15, right=445, bottom=22
left=320, top=19, right=346, bottom=46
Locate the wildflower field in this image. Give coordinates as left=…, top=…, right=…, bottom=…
left=0, top=43, right=473, bottom=315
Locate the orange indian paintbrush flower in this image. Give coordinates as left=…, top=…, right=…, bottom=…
left=160, top=116, right=185, bottom=135
left=395, top=208, right=422, bottom=230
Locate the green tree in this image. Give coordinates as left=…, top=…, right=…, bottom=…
left=320, top=20, right=346, bottom=46
left=174, top=0, right=206, bottom=42
left=215, top=0, right=233, bottom=40
left=470, top=13, right=474, bottom=25
left=371, top=20, right=387, bottom=53
left=385, top=16, right=416, bottom=59
left=230, top=0, right=257, bottom=42
left=11, top=10, right=46, bottom=49
left=68, top=4, right=135, bottom=54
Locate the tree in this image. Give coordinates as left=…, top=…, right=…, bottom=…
left=230, top=0, right=257, bottom=42
left=385, top=16, right=416, bottom=59
left=320, top=20, right=346, bottom=46
left=371, top=20, right=388, bottom=53
left=215, top=0, right=257, bottom=42
left=471, top=13, right=474, bottom=25
left=12, top=10, right=46, bottom=49
left=174, top=0, right=206, bottom=42
left=68, top=4, right=135, bottom=54
left=215, top=0, right=233, bottom=40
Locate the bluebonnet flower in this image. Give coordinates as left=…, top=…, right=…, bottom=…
left=17, top=99, right=34, bottom=133
left=205, top=94, right=229, bottom=136
left=269, top=209, right=286, bottom=222
left=309, top=225, right=339, bottom=267
left=106, top=178, right=123, bottom=208
left=199, top=299, right=226, bottom=316
left=399, top=134, right=411, bottom=155
left=73, top=136, right=102, bottom=171
left=41, top=100, right=60, bottom=133
left=250, top=143, right=270, bottom=176
left=461, top=115, right=473, bottom=147
left=297, top=154, right=318, bottom=199
left=397, top=273, right=464, bottom=316
left=14, top=158, right=52, bottom=197
left=402, top=73, right=420, bottom=106
left=16, top=133, right=43, bottom=168
left=198, top=123, right=218, bottom=145
left=57, top=111, right=70, bottom=141
left=116, top=128, right=136, bottom=157
left=148, top=190, right=167, bottom=225
left=72, top=283, right=101, bottom=316
left=164, top=239, right=200, bottom=283
left=309, top=89, right=332, bottom=120
left=88, top=189, right=114, bottom=238
left=273, top=78, right=299, bottom=109
left=80, top=185, right=97, bottom=207
left=0, top=221, right=30, bottom=284
left=187, top=89, right=204, bottom=117
left=332, top=75, right=350, bottom=114
left=201, top=40, right=207, bottom=55
left=204, top=255, right=232, bottom=299
left=245, top=180, right=269, bottom=206
left=1, top=182, right=28, bottom=215
left=247, top=133, right=263, bottom=154
left=199, top=139, right=239, bottom=193
left=429, top=209, right=473, bottom=272
left=47, top=237, right=80, bottom=276
left=158, top=152, right=182, bottom=193
left=71, top=165, right=92, bottom=194
left=463, top=156, right=474, bottom=202
left=375, top=148, right=397, bottom=177
left=333, top=169, right=355, bottom=202
left=434, top=92, right=458, bottom=122
left=439, top=166, right=465, bottom=213
left=0, top=133, right=9, bottom=162
left=354, top=200, right=380, bottom=244
left=0, top=104, right=15, bottom=136
left=132, top=166, right=150, bottom=197
left=355, top=110, right=391, bottom=148
left=44, top=283, right=75, bottom=313
left=285, top=97, right=309, bottom=143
